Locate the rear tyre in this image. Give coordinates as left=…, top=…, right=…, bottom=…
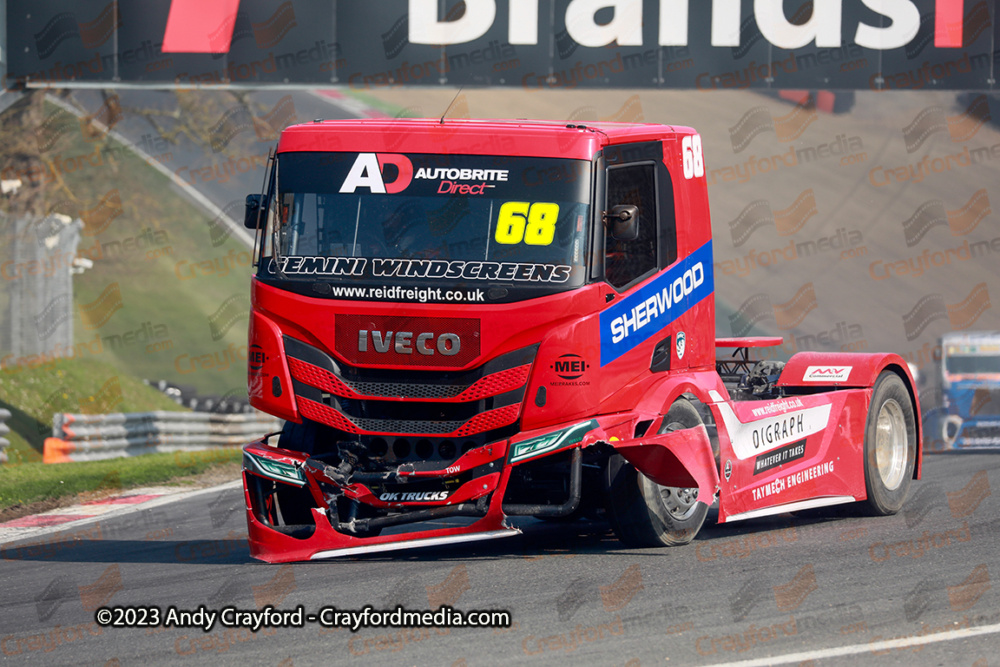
left=861, top=371, right=916, bottom=515
left=605, top=399, right=709, bottom=547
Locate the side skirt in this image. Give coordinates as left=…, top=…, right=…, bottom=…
left=723, top=495, right=856, bottom=523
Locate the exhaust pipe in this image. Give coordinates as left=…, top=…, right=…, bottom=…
left=502, top=448, right=582, bottom=517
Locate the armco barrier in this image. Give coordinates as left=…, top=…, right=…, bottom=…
left=0, top=408, right=11, bottom=464
left=43, top=411, right=282, bottom=463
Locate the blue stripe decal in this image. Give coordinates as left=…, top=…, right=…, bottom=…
left=600, top=241, right=714, bottom=367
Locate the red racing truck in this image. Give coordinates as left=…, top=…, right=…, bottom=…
left=241, top=119, right=920, bottom=563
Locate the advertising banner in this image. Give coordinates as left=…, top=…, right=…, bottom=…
left=4, top=1, right=997, bottom=90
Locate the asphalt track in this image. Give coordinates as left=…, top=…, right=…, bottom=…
left=1, top=452, right=997, bottom=666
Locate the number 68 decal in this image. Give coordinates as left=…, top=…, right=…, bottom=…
left=495, top=202, right=559, bottom=245
left=682, top=135, right=704, bottom=179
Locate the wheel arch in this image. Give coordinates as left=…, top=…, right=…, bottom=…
left=775, top=352, right=921, bottom=480
left=638, top=370, right=729, bottom=419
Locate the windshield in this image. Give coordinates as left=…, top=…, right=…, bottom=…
left=945, top=354, right=1000, bottom=376
left=261, top=152, right=592, bottom=301
left=944, top=340, right=1000, bottom=377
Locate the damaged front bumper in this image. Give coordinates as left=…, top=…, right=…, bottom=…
left=242, top=411, right=719, bottom=562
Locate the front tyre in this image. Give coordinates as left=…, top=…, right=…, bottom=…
left=862, top=371, right=917, bottom=515
left=605, top=399, right=709, bottom=547
left=276, top=419, right=318, bottom=455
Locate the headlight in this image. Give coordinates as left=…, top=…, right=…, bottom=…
left=244, top=451, right=306, bottom=485
left=510, top=420, right=596, bottom=463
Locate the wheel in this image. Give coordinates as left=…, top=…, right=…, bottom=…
left=861, top=371, right=916, bottom=515
left=605, top=399, right=709, bottom=547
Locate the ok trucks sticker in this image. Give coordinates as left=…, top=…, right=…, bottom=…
left=600, top=241, right=714, bottom=367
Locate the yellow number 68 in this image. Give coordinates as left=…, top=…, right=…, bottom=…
left=495, top=202, right=559, bottom=246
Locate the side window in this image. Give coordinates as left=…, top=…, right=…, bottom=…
left=605, top=163, right=657, bottom=290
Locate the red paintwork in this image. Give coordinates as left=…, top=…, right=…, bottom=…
left=777, top=351, right=915, bottom=388
left=712, top=390, right=868, bottom=521
left=613, top=424, right=720, bottom=503
left=161, top=0, right=239, bottom=53
left=396, top=442, right=507, bottom=478
left=277, top=119, right=683, bottom=161
left=248, top=310, right=297, bottom=422
left=242, top=119, right=922, bottom=562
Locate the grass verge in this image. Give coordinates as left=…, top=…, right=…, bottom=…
left=0, top=448, right=242, bottom=519
left=0, top=357, right=187, bottom=464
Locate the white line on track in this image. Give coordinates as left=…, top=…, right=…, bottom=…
left=701, top=622, right=1000, bottom=666
left=0, top=481, right=243, bottom=546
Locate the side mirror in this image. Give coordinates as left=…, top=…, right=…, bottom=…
left=604, top=204, right=639, bottom=241
left=245, top=194, right=265, bottom=229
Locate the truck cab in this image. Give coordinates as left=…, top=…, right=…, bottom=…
left=928, top=331, right=1000, bottom=449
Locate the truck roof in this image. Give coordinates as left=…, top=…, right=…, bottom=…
left=942, top=331, right=1000, bottom=346
left=276, top=118, right=691, bottom=159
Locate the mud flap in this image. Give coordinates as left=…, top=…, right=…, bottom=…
left=611, top=424, right=719, bottom=506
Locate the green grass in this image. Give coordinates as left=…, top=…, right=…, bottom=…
left=0, top=448, right=241, bottom=511
left=0, top=357, right=186, bottom=464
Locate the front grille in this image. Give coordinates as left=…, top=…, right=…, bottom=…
left=286, top=336, right=535, bottom=440
left=288, top=356, right=531, bottom=401
left=960, top=423, right=1000, bottom=442
left=970, top=388, right=1000, bottom=416
left=349, top=379, right=465, bottom=399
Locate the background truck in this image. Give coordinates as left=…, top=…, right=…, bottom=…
left=241, top=119, right=921, bottom=563
left=922, top=331, right=1000, bottom=450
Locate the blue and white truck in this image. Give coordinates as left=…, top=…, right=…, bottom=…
left=925, top=331, right=1000, bottom=450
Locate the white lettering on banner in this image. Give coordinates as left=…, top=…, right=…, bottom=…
left=610, top=262, right=704, bottom=344
left=565, top=0, right=643, bottom=47
left=408, top=0, right=927, bottom=51
left=855, top=0, right=920, bottom=49
left=714, top=399, right=833, bottom=460
left=803, top=366, right=853, bottom=382
left=408, top=0, right=496, bottom=44
left=340, top=153, right=413, bottom=194
left=754, top=0, right=842, bottom=49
